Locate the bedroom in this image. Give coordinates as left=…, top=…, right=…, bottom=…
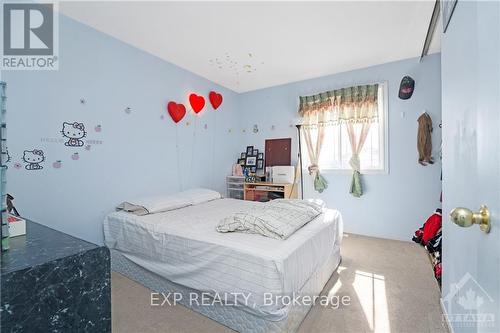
left=0, top=1, right=499, bottom=333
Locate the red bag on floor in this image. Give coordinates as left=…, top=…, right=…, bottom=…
left=422, top=210, right=442, bottom=245
left=434, top=262, right=442, bottom=282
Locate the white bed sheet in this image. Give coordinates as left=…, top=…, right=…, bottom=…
left=104, top=198, right=343, bottom=321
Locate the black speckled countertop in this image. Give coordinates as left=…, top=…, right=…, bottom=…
left=1, top=220, right=98, bottom=275
left=1, top=220, right=110, bottom=332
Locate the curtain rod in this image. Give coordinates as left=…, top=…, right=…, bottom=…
left=298, top=80, right=387, bottom=99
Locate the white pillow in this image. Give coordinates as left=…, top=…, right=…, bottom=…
left=178, top=188, right=222, bottom=205
left=118, top=195, right=191, bottom=215
left=117, top=188, right=221, bottom=215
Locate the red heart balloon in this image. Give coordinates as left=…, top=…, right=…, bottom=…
left=189, top=93, right=205, bottom=113
left=209, top=91, right=223, bottom=110
left=167, top=102, right=186, bottom=123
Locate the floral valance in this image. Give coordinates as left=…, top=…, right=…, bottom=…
left=298, top=84, right=379, bottom=126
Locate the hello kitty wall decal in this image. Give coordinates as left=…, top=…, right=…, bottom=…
left=39, top=122, right=103, bottom=146
left=13, top=121, right=105, bottom=171
left=62, top=122, right=86, bottom=147
left=59, top=121, right=103, bottom=163
left=22, top=149, right=45, bottom=170
left=4, top=147, right=11, bottom=164
left=60, top=122, right=103, bottom=146
left=167, top=91, right=223, bottom=124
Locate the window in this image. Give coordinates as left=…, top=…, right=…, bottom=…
left=303, top=82, right=388, bottom=172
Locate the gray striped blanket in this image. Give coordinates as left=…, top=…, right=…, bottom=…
left=216, top=199, right=324, bottom=240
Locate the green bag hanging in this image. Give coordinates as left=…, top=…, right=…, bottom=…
left=350, top=170, right=363, bottom=198
left=314, top=171, right=328, bottom=193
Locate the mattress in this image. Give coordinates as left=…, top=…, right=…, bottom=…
left=104, top=198, right=343, bottom=321
left=111, top=247, right=341, bottom=333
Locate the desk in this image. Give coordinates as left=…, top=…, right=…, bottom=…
left=243, top=182, right=298, bottom=201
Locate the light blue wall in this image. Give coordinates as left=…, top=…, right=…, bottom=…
left=238, top=54, right=442, bottom=241
left=3, top=11, right=442, bottom=244
left=3, top=15, right=241, bottom=244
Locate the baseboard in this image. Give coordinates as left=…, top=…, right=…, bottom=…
left=343, top=232, right=412, bottom=243
left=440, top=298, right=455, bottom=333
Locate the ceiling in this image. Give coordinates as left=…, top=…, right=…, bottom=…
left=58, top=1, right=440, bottom=93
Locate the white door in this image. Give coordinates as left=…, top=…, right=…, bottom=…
left=441, top=1, right=500, bottom=333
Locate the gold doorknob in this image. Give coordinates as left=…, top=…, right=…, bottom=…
left=450, top=205, right=491, bottom=233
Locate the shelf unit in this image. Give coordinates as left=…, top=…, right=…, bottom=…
left=1, top=81, right=8, bottom=251
left=226, top=176, right=245, bottom=200
left=243, top=182, right=297, bottom=202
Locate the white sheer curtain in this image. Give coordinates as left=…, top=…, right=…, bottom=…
left=302, top=125, right=328, bottom=193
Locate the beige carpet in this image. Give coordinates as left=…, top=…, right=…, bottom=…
left=111, top=233, right=448, bottom=333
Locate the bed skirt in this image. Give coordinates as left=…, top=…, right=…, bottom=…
left=110, top=247, right=341, bottom=333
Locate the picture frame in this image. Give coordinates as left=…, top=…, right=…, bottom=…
left=245, top=156, right=257, bottom=166
left=237, top=158, right=245, bottom=166
left=253, top=148, right=259, bottom=156
left=441, top=0, right=457, bottom=33
left=258, top=152, right=263, bottom=160
left=241, top=152, right=246, bottom=159
left=257, top=159, right=264, bottom=170
left=246, top=146, right=254, bottom=156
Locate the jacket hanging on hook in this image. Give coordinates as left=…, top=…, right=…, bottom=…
left=417, top=112, right=434, bottom=166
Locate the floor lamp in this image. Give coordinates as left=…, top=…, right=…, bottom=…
left=295, top=124, right=304, bottom=200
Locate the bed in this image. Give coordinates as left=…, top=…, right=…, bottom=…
left=104, top=197, right=343, bottom=333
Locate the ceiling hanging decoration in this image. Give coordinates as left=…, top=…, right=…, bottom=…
left=189, top=93, right=205, bottom=113
left=167, top=101, right=187, bottom=123
left=209, top=91, right=223, bottom=110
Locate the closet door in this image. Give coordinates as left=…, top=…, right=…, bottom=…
left=441, top=2, right=500, bottom=332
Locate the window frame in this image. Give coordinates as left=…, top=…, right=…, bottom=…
left=317, top=81, right=389, bottom=175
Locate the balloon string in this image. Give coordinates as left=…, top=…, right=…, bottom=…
left=211, top=111, right=217, bottom=189
left=175, top=124, right=182, bottom=191
left=190, top=115, right=197, bottom=189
